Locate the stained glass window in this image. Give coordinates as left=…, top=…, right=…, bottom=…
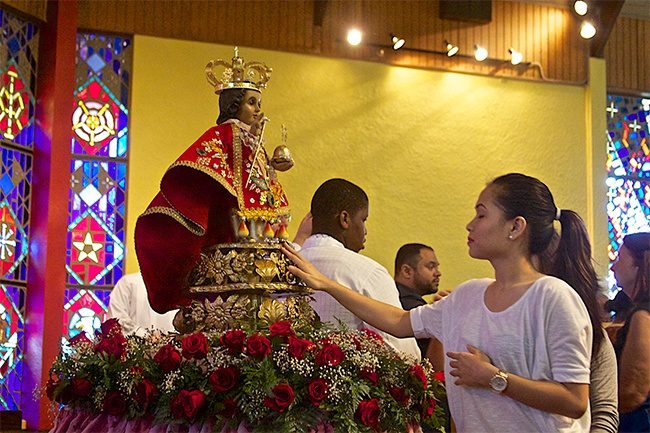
left=64, top=33, right=131, bottom=339
left=606, top=95, right=650, bottom=293
left=0, top=8, right=38, bottom=411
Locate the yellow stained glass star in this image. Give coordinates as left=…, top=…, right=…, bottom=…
left=72, top=232, right=103, bottom=263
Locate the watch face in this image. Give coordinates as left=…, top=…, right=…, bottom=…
left=490, top=375, right=507, bottom=392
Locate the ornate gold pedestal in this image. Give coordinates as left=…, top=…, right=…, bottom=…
left=174, top=242, right=315, bottom=333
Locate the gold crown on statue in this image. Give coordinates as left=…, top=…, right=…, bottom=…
left=205, top=47, right=272, bottom=94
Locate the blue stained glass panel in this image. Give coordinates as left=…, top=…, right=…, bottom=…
left=65, top=32, right=131, bottom=341
left=66, top=159, right=126, bottom=286
left=0, top=145, right=32, bottom=282
left=72, top=33, right=131, bottom=158
left=0, top=284, right=25, bottom=411
left=62, top=288, right=110, bottom=340
left=605, top=95, right=650, bottom=294
left=0, top=9, right=39, bottom=150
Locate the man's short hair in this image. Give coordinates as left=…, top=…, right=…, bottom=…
left=394, top=243, right=433, bottom=275
left=311, top=178, right=368, bottom=222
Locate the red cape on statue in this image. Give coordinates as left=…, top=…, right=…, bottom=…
left=135, top=120, right=290, bottom=313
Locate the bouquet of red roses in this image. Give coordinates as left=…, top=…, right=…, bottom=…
left=48, top=317, right=446, bottom=432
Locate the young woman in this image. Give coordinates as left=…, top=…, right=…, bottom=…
left=611, top=232, right=650, bottom=432
left=283, top=173, right=594, bottom=432
left=535, top=223, right=619, bottom=433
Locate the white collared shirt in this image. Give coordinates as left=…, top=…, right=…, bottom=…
left=108, top=273, right=177, bottom=337
left=300, top=234, right=421, bottom=360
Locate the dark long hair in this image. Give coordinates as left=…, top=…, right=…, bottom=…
left=216, top=88, right=247, bottom=124
left=621, top=232, right=650, bottom=306
left=490, top=173, right=604, bottom=355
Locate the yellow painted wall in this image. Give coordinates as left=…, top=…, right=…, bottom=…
left=128, top=35, right=604, bottom=291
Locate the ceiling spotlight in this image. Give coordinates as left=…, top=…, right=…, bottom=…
left=580, top=21, right=597, bottom=39
left=474, top=45, right=488, bottom=62
left=573, top=0, right=588, bottom=16
left=508, top=48, right=523, bottom=65
left=390, top=33, right=405, bottom=50
left=347, top=28, right=363, bottom=46
left=444, top=40, right=459, bottom=57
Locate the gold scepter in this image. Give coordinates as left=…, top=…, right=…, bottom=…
left=245, top=116, right=269, bottom=189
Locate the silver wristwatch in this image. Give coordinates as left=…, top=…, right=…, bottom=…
left=489, top=369, right=508, bottom=393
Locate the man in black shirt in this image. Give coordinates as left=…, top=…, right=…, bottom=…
left=394, top=243, right=441, bottom=357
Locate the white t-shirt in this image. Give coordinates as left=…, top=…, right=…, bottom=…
left=410, top=276, right=592, bottom=433
left=108, top=272, right=177, bottom=336
left=301, top=234, right=421, bottom=360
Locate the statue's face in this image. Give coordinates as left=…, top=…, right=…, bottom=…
left=236, top=90, right=262, bottom=125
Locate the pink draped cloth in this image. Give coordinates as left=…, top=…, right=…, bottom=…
left=49, top=408, right=423, bottom=433
left=49, top=408, right=251, bottom=433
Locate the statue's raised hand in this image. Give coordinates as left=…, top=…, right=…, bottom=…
left=250, top=112, right=269, bottom=137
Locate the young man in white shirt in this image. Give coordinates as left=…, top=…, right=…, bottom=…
left=299, top=178, right=421, bottom=360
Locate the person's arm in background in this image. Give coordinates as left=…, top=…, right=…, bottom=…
left=107, top=275, right=142, bottom=336
left=618, top=310, right=650, bottom=413
left=426, top=337, right=445, bottom=371
left=589, top=330, right=619, bottom=433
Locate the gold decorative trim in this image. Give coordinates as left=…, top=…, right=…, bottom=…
left=139, top=206, right=205, bottom=236
left=232, top=123, right=246, bottom=211
left=204, top=242, right=285, bottom=251
left=236, top=207, right=291, bottom=220
left=166, top=160, right=237, bottom=197
left=189, top=282, right=311, bottom=295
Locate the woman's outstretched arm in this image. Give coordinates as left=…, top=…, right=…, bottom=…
left=282, top=243, right=414, bottom=338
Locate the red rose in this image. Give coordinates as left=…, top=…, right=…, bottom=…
left=170, top=389, right=206, bottom=420
left=269, top=320, right=295, bottom=339
left=360, top=328, right=384, bottom=342
left=69, top=332, right=92, bottom=346
left=422, top=398, right=436, bottom=418
left=46, top=379, right=73, bottom=404
left=434, top=371, right=445, bottom=383
left=153, top=344, right=182, bottom=372
left=408, top=364, right=428, bottom=389
left=307, top=378, right=329, bottom=406
left=220, top=398, right=238, bottom=419
left=220, top=329, right=247, bottom=355
left=388, top=387, right=409, bottom=405
left=263, top=383, right=295, bottom=413
left=181, top=332, right=209, bottom=360
left=71, top=377, right=92, bottom=398
left=355, top=398, right=381, bottom=428
left=246, top=333, right=271, bottom=360
left=288, top=336, right=313, bottom=359
left=133, top=379, right=157, bottom=410
left=209, top=366, right=239, bottom=393
left=100, top=318, right=122, bottom=336
left=315, top=343, right=345, bottom=366
left=103, top=391, right=127, bottom=416
left=359, top=369, right=379, bottom=385
left=94, top=333, right=127, bottom=359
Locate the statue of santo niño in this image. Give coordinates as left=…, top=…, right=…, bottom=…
left=135, top=48, right=307, bottom=328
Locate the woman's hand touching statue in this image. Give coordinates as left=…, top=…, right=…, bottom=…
left=281, top=243, right=333, bottom=292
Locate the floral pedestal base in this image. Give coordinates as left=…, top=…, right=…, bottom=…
left=47, top=318, right=445, bottom=432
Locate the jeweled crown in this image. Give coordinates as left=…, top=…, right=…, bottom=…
left=205, top=47, right=272, bottom=94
